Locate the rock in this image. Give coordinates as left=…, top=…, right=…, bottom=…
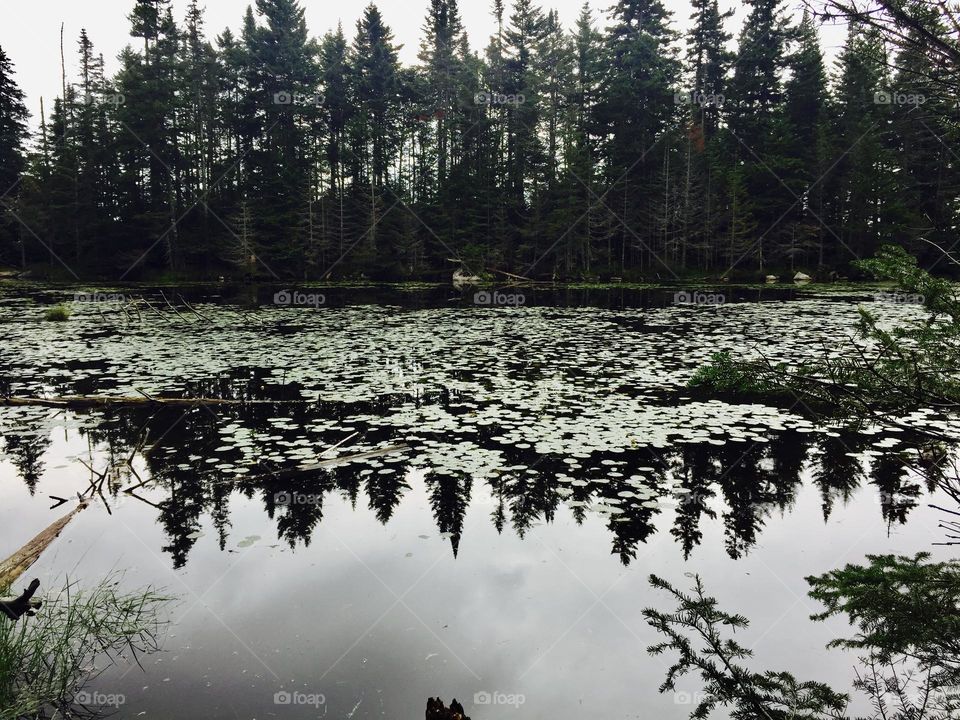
left=794, top=271, right=812, bottom=284
left=452, top=269, right=482, bottom=289
left=765, top=275, right=779, bottom=284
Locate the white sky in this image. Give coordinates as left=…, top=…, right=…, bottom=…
left=1, top=0, right=847, bottom=125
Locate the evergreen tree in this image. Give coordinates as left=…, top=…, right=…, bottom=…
left=243, top=0, right=320, bottom=270
left=0, top=0, right=955, bottom=280
left=349, top=4, right=403, bottom=273
left=725, top=0, right=794, bottom=271
left=597, top=0, right=680, bottom=274
left=686, top=0, right=732, bottom=139
left=829, top=22, right=891, bottom=264
left=0, top=44, right=30, bottom=265
left=783, top=11, right=830, bottom=270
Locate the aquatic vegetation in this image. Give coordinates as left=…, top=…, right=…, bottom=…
left=690, top=247, right=960, bottom=417
left=0, top=287, right=956, bottom=565
left=41, top=304, right=70, bottom=322
left=0, top=576, right=169, bottom=720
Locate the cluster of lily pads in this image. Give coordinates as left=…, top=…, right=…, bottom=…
left=0, top=289, right=953, bottom=541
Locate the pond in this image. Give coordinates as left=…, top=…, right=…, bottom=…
left=0, top=283, right=955, bottom=719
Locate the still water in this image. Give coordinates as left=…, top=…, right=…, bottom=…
left=0, top=284, right=954, bottom=719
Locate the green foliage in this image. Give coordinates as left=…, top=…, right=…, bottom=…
left=806, top=553, right=960, bottom=677
left=644, top=574, right=850, bottom=719
left=648, top=558, right=960, bottom=720
left=0, top=577, right=169, bottom=720
left=690, top=247, right=960, bottom=414
left=855, top=245, right=960, bottom=322
left=42, top=304, right=71, bottom=322
left=688, top=351, right=779, bottom=394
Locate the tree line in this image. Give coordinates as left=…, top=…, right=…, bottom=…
left=0, top=0, right=957, bottom=281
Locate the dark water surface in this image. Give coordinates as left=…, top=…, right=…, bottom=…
left=0, top=284, right=955, bottom=719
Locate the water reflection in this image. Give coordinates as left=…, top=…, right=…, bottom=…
left=1, top=393, right=947, bottom=571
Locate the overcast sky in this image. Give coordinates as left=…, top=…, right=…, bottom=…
left=2, top=0, right=847, bottom=124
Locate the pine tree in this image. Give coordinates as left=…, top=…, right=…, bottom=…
left=680, top=0, right=731, bottom=269
left=888, top=1, right=959, bottom=265
left=783, top=11, right=830, bottom=270
left=244, top=0, right=320, bottom=271
left=0, top=44, right=30, bottom=265
left=503, top=0, right=547, bottom=207
left=830, top=22, right=890, bottom=264
left=115, top=0, right=181, bottom=272
left=349, top=4, right=403, bottom=272
left=418, top=0, right=467, bottom=188
left=686, top=0, right=732, bottom=139
left=319, top=25, right=352, bottom=262
left=597, top=0, right=680, bottom=274
left=725, top=0, right=794, bottom=271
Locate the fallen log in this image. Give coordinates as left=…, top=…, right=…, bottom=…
left=1, top=395, right=305, bottom=409
left=486, top=267, right=538, bottom=283
left=0, top=501, right=87, bottom=590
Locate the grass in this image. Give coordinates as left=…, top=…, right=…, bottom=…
left=42, top=304, right=71, bottom=322
left=0, top=576, right=169, bottom=720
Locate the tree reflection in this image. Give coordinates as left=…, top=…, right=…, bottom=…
left=3, top=396, right=952, bottom=570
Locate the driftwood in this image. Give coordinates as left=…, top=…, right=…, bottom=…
left=426, top=698, right=470, bottom=720
left=0, top=579, right=42, bottom=621
left=0, top=501, right=89, bottom=620
left=1, top=395, right=303, bottom=409
left=486, top=267, right=538, bottom=283
left=0, top=502, right=87, bottom=588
